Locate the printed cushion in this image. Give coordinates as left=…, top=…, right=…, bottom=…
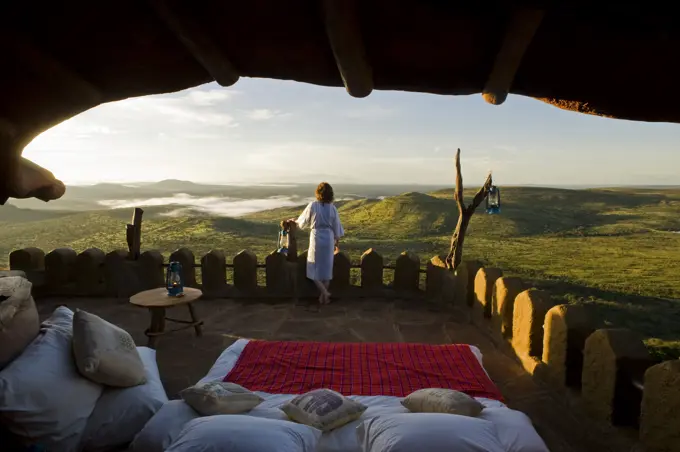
left=280, top=388, right=367, bottom=432
left=180, top=381, right=264, bottom=415
left=80, top=347, right=169, bottom=451
left=165, top=415, right=321, bottom=452
left=0, top=307, right=104, bottom=452
left=72, top=309, right=146, bottom=387
left=0, top=277, right=40, bottom=370
left=357, top=413, right=506, bottom=452
left=401, top=388, right=484, bottom=417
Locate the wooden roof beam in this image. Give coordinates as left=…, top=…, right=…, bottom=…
left=483, top=9, right=545, bottom=106
left=5, top=32, right=102, bottom=105
left=322, top=0, right=373, bottom=98
left=149, top=0, right=239, bottom=87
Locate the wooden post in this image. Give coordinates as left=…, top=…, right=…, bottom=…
left=127, top=207, right=144, bottom=260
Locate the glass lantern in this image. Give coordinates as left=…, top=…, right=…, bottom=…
left=486, top=185, right=501, bottom=214
left=277, top=228, right=289, bottom=255
left=166, top=261, right=184, bottom=297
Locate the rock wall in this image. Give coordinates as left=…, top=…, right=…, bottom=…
left=9, top=247, right=435, bottom=301
left=455, top=261, right=676, bottom=452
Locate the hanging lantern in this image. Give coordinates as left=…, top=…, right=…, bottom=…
left=486, top=185, right=501, bottom=214
left=166, top=261, right=184, bottom=297
left=277, top=227, right=289, bottom=256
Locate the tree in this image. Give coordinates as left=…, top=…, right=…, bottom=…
left=445, top=148, right=493, bottom=270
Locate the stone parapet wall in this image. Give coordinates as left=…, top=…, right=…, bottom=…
left=455, top=260, right=678, bottom=452
left=9, top=246, right=431, bottom=300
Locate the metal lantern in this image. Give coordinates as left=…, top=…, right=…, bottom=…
left=277, top=228, right=289, bottom=255
left=486, top=185, right=501, bottom=214
left=166, top=261, right=184, bottom=297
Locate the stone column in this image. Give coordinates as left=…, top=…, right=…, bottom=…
left=74, top=248, right=106, bottom=296
left=640, top=360, right=680, bottom=452
left=330, top=251, right=351, bottom=292
left=454, top=260, right=482, bottom=307
left=426, top=255, right=455, bottom=304
left=473, top=267, right=502, bottom=326
left=233, top=250, right=257, bottom=294
left=394, top=251, right=420, bottom=291
left=582, top=328, right=654, bottom=425
left=169, top=248, right=196, bottom=288
left=360, top=248, right=383, bottom=290
left=542, top=304, right=594, bottom=389
left=45, top=248, right=77, bottom=295
left=9, top=247, right=45, bottom=288
left=511, top=288, right=554, bottom=374
left=491, top=276, right=524, bottom=338
left=201, top=250, right=228, bottom=298
left=140, top=250, right=165, bottom=290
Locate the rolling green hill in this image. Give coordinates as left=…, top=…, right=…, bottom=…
left=1, top=186, right=679, bottom=360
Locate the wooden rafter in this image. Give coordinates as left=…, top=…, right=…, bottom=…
left=149, top=0, right=239, bottom=87
left=5, top=32, right=102, bottom=104
left=322, top=0, right=373, bottom=98
left=482, top=8, right=544, bottom=106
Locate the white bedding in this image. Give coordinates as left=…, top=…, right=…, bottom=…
left=132, top=339, right=549, bottom=452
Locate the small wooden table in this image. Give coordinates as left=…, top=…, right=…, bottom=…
left=129, top=287, right=204, bottom=349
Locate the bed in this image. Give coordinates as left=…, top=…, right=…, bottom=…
left=130, top=339, right=549, bottom=452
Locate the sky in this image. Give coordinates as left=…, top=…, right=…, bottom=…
left=23, top=78, right=680, bottom=186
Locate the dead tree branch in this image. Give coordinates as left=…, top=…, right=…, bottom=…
left=445, top=149, right=493, bottom=270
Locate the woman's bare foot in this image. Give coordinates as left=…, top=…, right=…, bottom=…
left=324, top=292, right=332, bottom=304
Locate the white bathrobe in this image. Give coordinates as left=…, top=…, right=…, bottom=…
left=295, top=201, right=344, bottom=281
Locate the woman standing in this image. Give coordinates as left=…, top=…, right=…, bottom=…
left=289, top=182, right=344, bottom=304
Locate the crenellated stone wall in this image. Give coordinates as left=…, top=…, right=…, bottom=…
left=8, top=246, right=678, bottom=451
left=455, top=260, right=679, bottom=452
left=9, top=246, right=430, bottom=300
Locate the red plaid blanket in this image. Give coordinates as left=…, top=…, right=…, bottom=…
left=224, top=340, right=504, bottom=401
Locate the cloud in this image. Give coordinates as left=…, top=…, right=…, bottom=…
left=114, top=96, right=236, bottom=127
left=98, top=193, right=312, bottom=217
left=184, top=89, right=235, bottom=106
left=342, top=105, right=399, bottom=120
left=246, top=109, right=286, bottom=120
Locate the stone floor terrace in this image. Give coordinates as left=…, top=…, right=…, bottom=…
left=36, top=296, right=640, bottom=452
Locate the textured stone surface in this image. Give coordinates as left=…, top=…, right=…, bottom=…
left=233, top=250, right=257, bottom=293
left=74, top=248, right=106, bottom=296
left=360, top=249, right=383, bottom=291
left=542, top=304, right=594, bottom=389
left=582, top=328, right=653, bottom=424
left=394, top=252, right=420, bottom=291
left=201, top=250, right=228, bottom=298
left=454, top=260, right=482, bottom=307
left=640, top=360, right=680, bottom=452
left=34, top=296, right=640, bottom=452
left=169, top=248, right=196, bottom=288
left=45, top=247, right=77, bottom=294
left=473, top=267, right=502, bottom=326
left=512, top=289, right=553, bottom=359
left=491, top=276, right=524, bottom=338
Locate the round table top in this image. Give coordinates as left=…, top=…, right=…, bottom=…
left=129, top=287, right=203, bottom=308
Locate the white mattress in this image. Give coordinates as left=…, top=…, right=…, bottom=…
left=196, top=339, right=549, bottom=452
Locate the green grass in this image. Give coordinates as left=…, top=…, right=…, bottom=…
left=2, top=186, right=680, bottom=360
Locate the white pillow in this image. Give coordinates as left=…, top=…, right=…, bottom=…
left=0, top=317, right=104, bottom=452
left=80, top=347, right=169, bottom=451
left=401, top=388, right=484, bottom=417
left=180, top=381, right=264, bottom=415
left=72, top=309, right=146, bottom=387
left=0, top=276, right=40, bottom=370
left=129, top=400, right=200, bottom=452
left=357, top=413, right=506, bottom=452
left=166, top=415, right=321, bottom=452
left=479, top=408, right=550, bottom=452
left=281, top=388, right=367, bottom=432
